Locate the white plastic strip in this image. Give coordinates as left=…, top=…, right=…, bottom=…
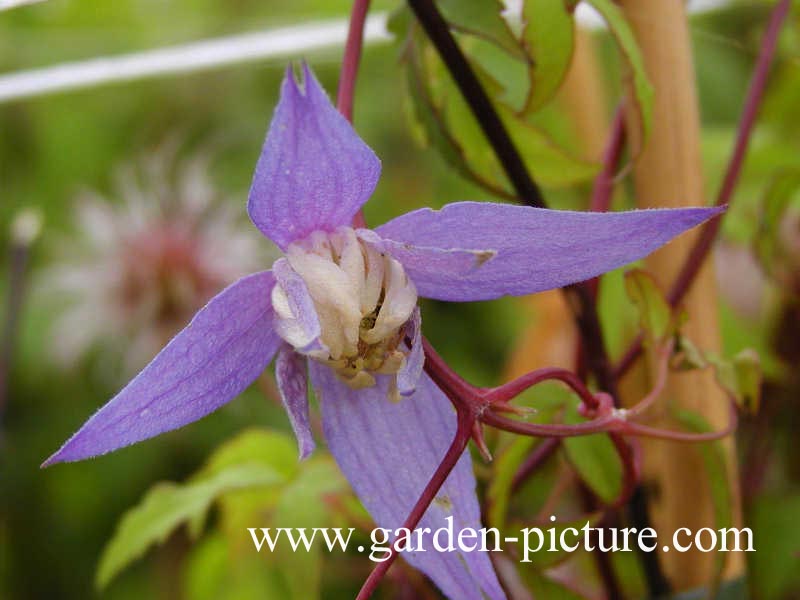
left=0, top=1, right=732, bottom=104
left=0, top=0, right=46, bottom=11
left=0, top=13, right=392, bottom=103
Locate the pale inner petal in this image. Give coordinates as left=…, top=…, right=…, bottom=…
left=273, top=227, right=417, bottom=395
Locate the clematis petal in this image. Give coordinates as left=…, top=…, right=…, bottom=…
left=397, top=307, right=423, bottom=397
left=272, top=258, right=326, bottom=355
left=275, top=345, right=315, bottom=460
left=43, top=271, right=281, bottom=466
left=376, top=201, right=724, bottom=301
left=357, top=228, right=495, bottom=277
left=248, top=64, right=381, bottom=250
left=311, top=363, right=505, bottom=600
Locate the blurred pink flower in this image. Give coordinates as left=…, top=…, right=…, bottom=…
left=714, top=241, right=771, bottom=320
left=46, top=141, right=275, bottom=376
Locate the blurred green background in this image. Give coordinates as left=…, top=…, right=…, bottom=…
left=1, top=1, right=799, bottom=598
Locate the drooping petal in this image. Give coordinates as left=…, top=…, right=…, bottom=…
left=271, top=258, right=325, bottom=355
left=248, top=64, right=381, bottom=250
left=275, top=345, right=315, bottom=460
left=43, top=271, right=281, bottom=466
left=311, top=363, right=505, bottom=600
left=397, top=307, right=423, bottom=397
left=376, top=201, right=724, bottom=301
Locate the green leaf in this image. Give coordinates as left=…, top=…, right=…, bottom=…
left=487, top=436, right=537, bottom=530
left=183, top=534, right=289, bottom=600
left=624, top=269, right=675, bottom=348
left=707, top=348, right=762, bottom=414
left=96, top=463, right=284, bottom=590
left=195, top=428, right=298, bottom=480
left=673, top=410, right=734, bottom=592
left=667, top=576, right=748, bottom=600
left=271, top=457, right=347, bottom=600
left=670, top=334, right=709, bottom=371
left=562, top=402, right=623, bottom=504
left=187, top=428, right=299, bottom=537
left=519, top=0, right=575, bottom=112
left=405, top=37, right=598, bottom=194
left=750, top=494, right=800, bottom=600
left=437, top=0, right=526, bottom=60
left=524, top=570, right=590, bottom=599
left=515, top=512, right=602, bottom=570
left=754, top=168, right=800, bottom=285
left=584, top=0, right=654, bottom=141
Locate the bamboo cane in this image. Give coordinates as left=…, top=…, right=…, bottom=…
left=618, top=0, right=744, bottom=588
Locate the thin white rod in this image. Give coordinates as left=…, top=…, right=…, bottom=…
left=0, top=0, right=46, bottom=11
left=0, top=1, right=732, bottom=104
left=0, top=13, right=392, bottom=103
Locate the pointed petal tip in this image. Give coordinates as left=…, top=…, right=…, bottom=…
left=249, top=63, right=381, bottom=248
left=43, top=271, right=281, bottom=468
left=40, top=454, right=58, bottom=469
left=298, top=440, right=316, bottom=461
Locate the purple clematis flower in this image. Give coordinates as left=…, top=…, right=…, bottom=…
left=45, top=65, right=722, bottom=598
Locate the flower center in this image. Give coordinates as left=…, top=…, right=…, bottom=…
left=272, top=227, right=417, bottom=390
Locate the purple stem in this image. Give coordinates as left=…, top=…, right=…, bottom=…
left=355, top=408, right=473, bottom=600
left=337, top=0, right=371, bottom=123
left=339, top=0, right=371, bottom=230
left=510, top=438, right=560, bottom=493
left=589, top=105, right=626, bottom=214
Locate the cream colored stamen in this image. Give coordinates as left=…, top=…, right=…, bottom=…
left=273, top=227, right=417, bottom=390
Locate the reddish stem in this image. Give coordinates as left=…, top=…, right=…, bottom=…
left=615, top=0, right=791, bottom=378
left=623, top=401, right=739, bottom=442
left=608, top=433, right=638, bottom=508
left=483, top=366, right=599, bottom=410
left=337, top=0, right=371, bottom=122
left=339, top=0, right=371, bottom=229
left=589, top=105, right=626, bottom=214
left=510, top=438, right=560, bottom=493
left=355, top=408, right=473, bottom=600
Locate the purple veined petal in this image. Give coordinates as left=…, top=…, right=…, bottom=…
left=357, top=228, right=497, bottom=278
left=247, top=64, right=381, bottom=250
left=397, top=307, right=424, bottom=397
left=43, top=271, right=281, bottom=466
left=310, top=363, right=505, bottom=600
left=376, top=201, right=724, bottom=301
left=275, top=345, right=315, bottom=460
left=272, top=257, right=326, bottom=355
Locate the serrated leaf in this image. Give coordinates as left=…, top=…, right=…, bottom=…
left=96, top=463, right=284, bottom=590
left=624, top=269, right=674, bottom=348
left=438, top=0, right=526, bottom=60
left=271, top=457, right=347, bottom=599
left=562, top=402, right=623, bottom=504
left=405, top=35, right=598, bottom=194
left=519, top=0, right=575, bottom=112
left=673, top=410, right=734, bottom=593
left=584, top=0, right=654, bottom=142
left=708, top=348, right=762, bottom=414
left=188, top=428, right=299, bottom=537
